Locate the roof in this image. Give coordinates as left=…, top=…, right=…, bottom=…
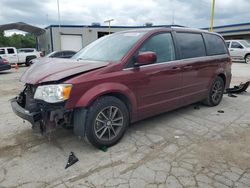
left=202, top=22, right=250, bottom=30
left=45, top=24, right=184, bottom=29
left=202, top=22, right=250, bottom=35
left=119, top=26, right=206, bottom=33
left=225, top=39, right=248, bottom=42
left=0, top=22, right=45, bottom=36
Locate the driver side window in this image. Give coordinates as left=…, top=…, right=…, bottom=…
left=138, top=33, right=176, bottom=64
left=231, top=42, right=243, bottom=49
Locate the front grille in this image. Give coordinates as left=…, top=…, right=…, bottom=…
left=24, top=84, right=40, bottom=112
left=25, top=84, right=36, bottom=98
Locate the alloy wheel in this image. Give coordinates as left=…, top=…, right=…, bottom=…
left=245, top=55, right=250, bottom=64
left=94, top=106, right=124, bottom=141
left=211, top=80, right=223, bottom=104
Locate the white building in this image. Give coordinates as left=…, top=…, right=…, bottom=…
left=36, top=24, right=182, bottom=54
left=203, top=22, right=250, bottom=41
left=1, top=22, right=250, bottom=54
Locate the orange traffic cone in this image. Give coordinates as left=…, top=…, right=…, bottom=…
left=15, top=63, right=19, bottom=70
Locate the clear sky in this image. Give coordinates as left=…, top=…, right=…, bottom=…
left=1, top=0, right=250, bottom=31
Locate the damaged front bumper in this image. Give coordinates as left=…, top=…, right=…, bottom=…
left=11, top=98, right=42, bottom=124
left=10, top=84, right=73, bottom=133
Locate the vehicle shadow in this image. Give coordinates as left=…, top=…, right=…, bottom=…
left=0, top=71, right=12, bottom=75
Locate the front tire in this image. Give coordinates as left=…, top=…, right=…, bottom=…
left=203, top=76, right=225, bottom=106
left=85, top=96, right=129, bottom=148
left=245, top=54, right=250, bottom=64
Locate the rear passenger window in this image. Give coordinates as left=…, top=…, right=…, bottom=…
left=204, top=33, right=228, bottom=55
left=176, top=33, right=206, bottom=59
left=138, top=33, right=176, bottom=63
left=52, top=52, right=62, bottom=58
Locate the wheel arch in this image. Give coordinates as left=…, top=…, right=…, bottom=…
left=74, top=83, right=137, bottom=121
left=101, top=92, right=132, bottom=119
left=244, top=53, right=250, bottom=60
left=217, top=73, right=226, bottom=86
left=25, top=55, right=37, bottom=62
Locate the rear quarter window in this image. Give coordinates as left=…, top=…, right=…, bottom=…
left=176, top=32, right=206, bottom=59
left=204, top=33, right=228, bottom=55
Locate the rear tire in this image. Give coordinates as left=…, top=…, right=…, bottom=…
left=85, top=96, right=129, bottom=148
left=25, top=59, right=31, bottom=66
left=203, top=76, right=225, bottom=106
left=245, top=54, right=250, bottom=64
left=25, top=56, right=37, bottom=66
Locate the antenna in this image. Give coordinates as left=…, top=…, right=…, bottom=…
left=57, top=0, right=61, bottom=50
left=172, top=9, right=175, bottom=25
left=57, top=0, right=61, bottom=32
left=46, top=14, right=49, bottom=26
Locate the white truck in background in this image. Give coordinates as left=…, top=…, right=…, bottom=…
left=0, top=47, right=42, bottom=66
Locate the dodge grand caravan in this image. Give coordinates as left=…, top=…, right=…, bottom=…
left=11, top=27, right=232, bottom=148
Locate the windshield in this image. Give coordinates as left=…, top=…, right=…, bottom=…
left=46, top=51, right=57, bottom=57
left=240, top=40, right=250, bottom=48
left=72, top=32, right=146, bottom=62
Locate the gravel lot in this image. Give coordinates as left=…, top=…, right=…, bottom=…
left=0, top=63, right=250, bottom=188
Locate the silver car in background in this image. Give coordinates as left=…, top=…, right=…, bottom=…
left=225, top=40, right=250, bottom=64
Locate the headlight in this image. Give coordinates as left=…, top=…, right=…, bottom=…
left=34, top=84, right=72, bottom=103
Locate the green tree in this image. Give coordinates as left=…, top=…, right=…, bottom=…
left=0, top=32, right=7, bottom=47
left=0, top=32, right=36, bottom=48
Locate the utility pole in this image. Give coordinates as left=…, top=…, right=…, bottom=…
left=104, top=19, right=114, bottom=34
left=57, top=0, right=61, bottom=50
left=210, top=0, right=215, bottom=32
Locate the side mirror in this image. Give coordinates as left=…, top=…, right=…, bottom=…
left=135, top=51, right=157, bottom=66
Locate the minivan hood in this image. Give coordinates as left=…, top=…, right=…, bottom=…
left=20, top=58, right=109, bottom=84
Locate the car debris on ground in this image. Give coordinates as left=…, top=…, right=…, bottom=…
left=65, top=152, right=79, bottom=169
left=226, top=81, right=250, bottom=94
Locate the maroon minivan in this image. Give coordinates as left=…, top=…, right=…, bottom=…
left=11, top=27, right=232, bottom=148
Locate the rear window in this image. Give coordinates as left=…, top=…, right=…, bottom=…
left=18, top=49, right=35, bottom=53
left=204, top=33, right=228, bottom=55
left=176, top=32, right=206, bottom=59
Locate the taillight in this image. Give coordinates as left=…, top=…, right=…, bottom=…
left=2, top=58, right=9, bottom=64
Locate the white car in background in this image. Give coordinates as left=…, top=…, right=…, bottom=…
left=0, top=47, right=42, bottom=66
left=30, top=50, right=76, bottom=64
left=225, top=40, right=250, bottom=64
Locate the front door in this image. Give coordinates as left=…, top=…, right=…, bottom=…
left=229, top=41, right=245, bottom=60
left=6, top=48, right=18, bottom=64
left=133, top=32, right=183, bottom=119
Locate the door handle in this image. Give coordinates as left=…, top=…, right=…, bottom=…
left=183, top=65, right=193, bottom=70
left=230, top=49, right=234, bottom=51
left=172, top=66, right=181, bottom=70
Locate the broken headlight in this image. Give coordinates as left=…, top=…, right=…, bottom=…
left=34, top=84, right=72, bottom=103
